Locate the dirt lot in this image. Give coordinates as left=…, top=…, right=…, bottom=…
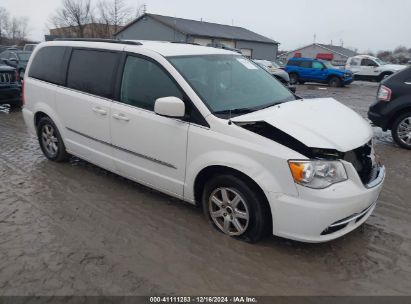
left=0, top=81, right=410, bottom=296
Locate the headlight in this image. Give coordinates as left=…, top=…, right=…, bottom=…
left=288, top=160, right=347, bottom=189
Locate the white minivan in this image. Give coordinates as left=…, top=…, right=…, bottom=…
left=22, top=39, right=385, bottom=243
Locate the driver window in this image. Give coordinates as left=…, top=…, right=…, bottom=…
left=361, top=59, right=377, bottom=67
left=120, top=56, right=184, bottom=111
left=312, top=61, right=324, bottom=69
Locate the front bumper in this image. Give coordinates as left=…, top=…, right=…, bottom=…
left=269, top=164, right=385, bottom=242
left=0, top=86, right=21, bottom=105
left=343, top=77, right=354, bottom=85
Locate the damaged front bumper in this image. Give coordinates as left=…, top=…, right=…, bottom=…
left=268, top=164, right=385, bottom=243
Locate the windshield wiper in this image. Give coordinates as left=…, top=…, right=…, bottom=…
left=213, top=108, right=255, bottom=115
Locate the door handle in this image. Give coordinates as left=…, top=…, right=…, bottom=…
left=113, top=113, right=130, bottom=122
left=92, top=107, right=107, bottom=115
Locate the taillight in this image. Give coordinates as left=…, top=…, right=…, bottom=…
left=21, top=80, right=25, bottom=105
left=377, top=85, right=392, bottom=102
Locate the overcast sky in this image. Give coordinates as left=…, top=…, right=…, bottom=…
left=0, top=0, right=410, bottom=52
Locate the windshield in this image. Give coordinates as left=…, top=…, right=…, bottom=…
left=168, top=55, right=295, bottom=114
left=17, top=52, right=31, bottom=61
left=375, top=58, right=386, bottom=65
left=322, top=61, right=335, bottom=69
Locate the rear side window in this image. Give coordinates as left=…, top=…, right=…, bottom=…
left=120, top=56, right=183, bottom=111
left=300, top=61, right=312, bottom=68
left=349, top=58, right=360, bottom=66
left=67, top=49, right=120, bottom=98
left=287, top=60, right=300, bottom=67
left=29, top=46, right=68, bottom=85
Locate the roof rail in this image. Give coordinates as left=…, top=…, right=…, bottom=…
left=53, top=38, right=142, bottom=45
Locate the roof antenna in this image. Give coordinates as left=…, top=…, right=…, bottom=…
left=228, top=109, right=232, bottom=125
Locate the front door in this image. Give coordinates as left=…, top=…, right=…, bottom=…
left=110, top=55, right=189, bottom=198
left=360, top=58, right=379, bottom=77
left=311, top=61, right=327, bottom=82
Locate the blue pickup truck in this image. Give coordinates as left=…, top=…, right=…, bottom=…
left=285, top=58, right=354, bottom=87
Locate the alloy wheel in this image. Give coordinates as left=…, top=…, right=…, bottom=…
left=41, top=124, right=59, bottom=157
left=208, top=187, right=250, bottom=236
left=397, top=116, right=411, bottom=147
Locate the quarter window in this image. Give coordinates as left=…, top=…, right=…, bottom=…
left=28, top=46, right=68, bottom=85
left=67, top=49, right=120, bottom=98
left=120, top=56, right=183, bottom=111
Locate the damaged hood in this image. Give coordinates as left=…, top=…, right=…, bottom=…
left=231, top=98, right=373, bottom=152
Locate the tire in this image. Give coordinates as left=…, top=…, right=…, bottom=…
left=289, top=73, right=298, bottom=85
left=201, top=174, right=270, bottom=243
left=391, top=112, right=411, bottom=150
left=9, top=100, right=22, bottom=109
left=298, top=80, right=305, bottom=85
left=37, top=117, right=70, bottom=161
left=328, top=76, right=342, bottom=87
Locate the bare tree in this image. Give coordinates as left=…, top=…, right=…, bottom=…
left=0, top=7, right=10, bottom=43
left=50, top=0, right=92, bottom=38
left=97, top=0, right=133, bottom=33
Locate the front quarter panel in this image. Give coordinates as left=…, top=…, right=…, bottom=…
left=184, top=117, right=302, bottom=204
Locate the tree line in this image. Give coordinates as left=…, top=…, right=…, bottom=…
left=366, top=46, right=411, bottom=64
left=49, top=0, right=144, bottom=39
left=0, top=7, right=30, bottom=45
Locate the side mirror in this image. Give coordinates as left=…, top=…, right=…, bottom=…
left=154, top=97, right=185, bottom=118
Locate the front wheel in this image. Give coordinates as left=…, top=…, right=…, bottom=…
left=329, top=76, right=342, bottom=87
left=391, top=112, right=411, bottom=150
left=202, top=175, right=270, bottom=243
left=37, top=117, right=70, bottom=161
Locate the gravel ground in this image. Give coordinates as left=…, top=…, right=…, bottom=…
left=0, top=81, right=410, bottom=296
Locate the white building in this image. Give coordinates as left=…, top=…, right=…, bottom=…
left=279, top=43, right=358, bottom=66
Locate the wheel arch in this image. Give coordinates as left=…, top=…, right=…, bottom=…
left=387, top=106, right=411, bottom=130
left=193, top=165, right=272, bottom=220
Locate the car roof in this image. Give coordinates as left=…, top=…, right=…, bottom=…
left=349, top=54, right=377, bottom=60
left=38, top=40, right=238, bottom=57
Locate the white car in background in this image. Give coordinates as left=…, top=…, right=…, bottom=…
left=346, top=55, right=406, bottom=81
left=22, top=39, right=385, bottom=243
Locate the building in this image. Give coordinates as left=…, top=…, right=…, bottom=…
left=279, top=43, right=359, bottom=66
left=46, top=23, right=123, bottom=41
left=114, top=13, right=279, bottom=60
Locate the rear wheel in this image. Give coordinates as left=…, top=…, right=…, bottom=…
left=289, top=73, right=298, bottom=85
left=37, top=117, right=70, bottom=161
left=391, top=112, right=411, bottom=150
left=202, top=174, right=270, bottom=243
left=328, top=76, right=342, bottom=87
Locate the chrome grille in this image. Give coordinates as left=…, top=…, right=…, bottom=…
left=0, top=72, right=12, bottom=84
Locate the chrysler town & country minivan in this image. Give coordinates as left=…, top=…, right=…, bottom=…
left=22, top=39, right=385, bottom=243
